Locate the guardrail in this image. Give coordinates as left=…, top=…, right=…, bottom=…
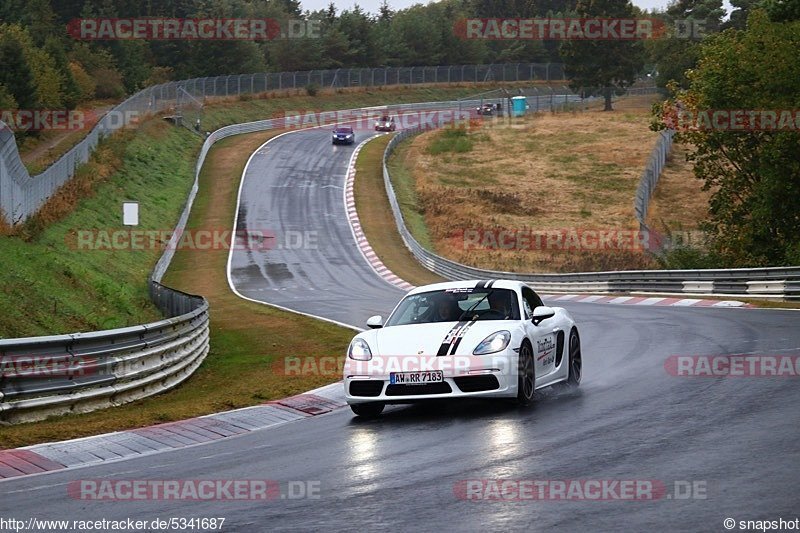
left=382, top=127, right=800, bottom=300
left=0, top=62, right=567, bottom=226
left=634, top=129, right=675, bottom=244
left=0, top=285, right=209, bottom=424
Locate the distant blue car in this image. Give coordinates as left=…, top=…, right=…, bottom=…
left=332, top=126, right=355, bottom=145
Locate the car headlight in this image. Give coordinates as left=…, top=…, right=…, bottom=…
left=473, top=331, right=511, bottom=355
left=348, top=338, right=373, bottom=360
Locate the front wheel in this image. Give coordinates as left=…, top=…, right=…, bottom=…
left=516, top=341, right=535, bottom=405
left=350, top=402, right=385, bottom=418
left=565, top=329, right=582, bottom=389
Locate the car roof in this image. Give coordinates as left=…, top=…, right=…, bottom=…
left=334, top=126, right=353, bottom=131
left=406, top=279, right=526, bottom=296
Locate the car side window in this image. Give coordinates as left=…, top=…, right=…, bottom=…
left=522, top=299, right=533, bottom=319
left=522, top=287, right=543, bottom=318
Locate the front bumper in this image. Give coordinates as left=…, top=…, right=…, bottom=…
left=332, top=136, right=354, bottom=144
left=343, top=353, right=517, bottom=404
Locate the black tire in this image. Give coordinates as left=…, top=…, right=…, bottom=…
left=350, top=402, right=385, bottom=418
left=516, top=341, right=535, bottom=405
left=565, top=328, right=582, bottom=389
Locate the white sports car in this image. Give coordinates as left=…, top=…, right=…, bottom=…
left=343, top=279, right=582, bottom=417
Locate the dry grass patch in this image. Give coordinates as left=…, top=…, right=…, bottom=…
left=645, top=142, right=713, bottom=232
left=395, top=94, right=664, bottom=272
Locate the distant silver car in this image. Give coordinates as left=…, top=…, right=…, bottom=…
left=343, top=279, right=583, bottom=417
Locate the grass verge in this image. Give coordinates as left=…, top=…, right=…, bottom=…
left=386, top=135, right=436, bottom=251
left=0, top=120, right=196, bottom=337
left=0, top=130, right=353, bottom=448
left=355, top=135, right=444, bottom=287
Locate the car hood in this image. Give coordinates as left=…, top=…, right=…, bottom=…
left=360, top=321, right=515, bottom=356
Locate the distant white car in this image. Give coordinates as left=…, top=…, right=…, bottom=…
left=374, top=115, right=396, bottom=132
left=343, top=279, right=582, bottom=417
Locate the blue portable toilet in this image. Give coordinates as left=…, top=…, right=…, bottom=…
left=511, top=96, right=527, bottom=117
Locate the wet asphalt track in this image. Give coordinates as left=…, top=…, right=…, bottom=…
left=228, top=127, right=405, bottom=324
left=2, top=125, right=800, bottom=532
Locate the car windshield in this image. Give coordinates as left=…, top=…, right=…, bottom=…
left=385, top=288, right=520, bottom=327
left=334, top=127, right=352, bottom=134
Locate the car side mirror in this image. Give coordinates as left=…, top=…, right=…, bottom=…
left=531, top=306, right=555, bottom=326
left=366, top=315, right=384, bottom=329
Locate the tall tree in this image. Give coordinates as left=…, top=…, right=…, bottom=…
left=0, top=27, right=38, bottom=109
left=560, top=0, right=646, bottom=110
left=43, top=36, right=82, bottom=108
left=653, top=10, right=800, bottom=265
left=647, top=0, right=723, bottom=88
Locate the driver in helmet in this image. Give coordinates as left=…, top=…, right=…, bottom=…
left=487, top=291, right=513, bottom=319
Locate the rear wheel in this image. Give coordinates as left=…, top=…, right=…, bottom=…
left=350, top=402, right=385, bottom=418
left=516, top=341, right=535, bottom=404
left=565, top=329, right=582, bottom=389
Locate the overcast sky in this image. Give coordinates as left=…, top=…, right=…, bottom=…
left=301, top=0, right=733, bottom=16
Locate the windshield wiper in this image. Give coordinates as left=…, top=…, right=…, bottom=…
left=456, top=290, right=494, bottom=322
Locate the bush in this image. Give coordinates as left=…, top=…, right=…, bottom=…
left=69, top=62, right=95, bottom=102
left=92, top=67, right=125, bottom=99
left=305, top=83, right=320, bottom=96
left=428, top=128, right=473, bottom=154
left=655, top=246, right=723, bottom=269
left=143, top=66, right=173, bottom=87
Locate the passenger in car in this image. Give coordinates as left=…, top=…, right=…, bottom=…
left=433, top=295, right=461, bottom=322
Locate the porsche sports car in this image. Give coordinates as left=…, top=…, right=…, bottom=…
left=476, top=103, right=495, bottom=115
left=332, top=126, right=355, bottom=144
left=374, top=115, right=397, bottom=132
left=343, top=279, right=582, bottom=417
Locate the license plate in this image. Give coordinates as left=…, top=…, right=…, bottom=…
left=390, top=371, right=444, bottom=385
